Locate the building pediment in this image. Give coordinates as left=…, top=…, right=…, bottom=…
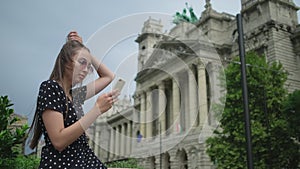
left=144, top=39, right=199, bottom=68
left=135, top=38, right=222, bottom=83
left=135, top=39, right=199, bottom=82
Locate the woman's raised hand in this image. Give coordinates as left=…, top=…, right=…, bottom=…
left=95, top=90, right=119, bottom=115
left=67, top=31, right=83, bottom=43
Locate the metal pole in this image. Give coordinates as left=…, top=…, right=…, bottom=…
left=236, top=13, right=254, bottom=169
left=160, top=122, right=162, bottom=169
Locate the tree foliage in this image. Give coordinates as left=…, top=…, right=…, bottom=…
left=0, top=95, right=29, bottom=158
left=282, top=90, right=300, bottom=143
left=206, top=52, right=300, bottom=168
left=0, top=155, right=40, bottom=169
left=0, top=95, right=40, bottom=168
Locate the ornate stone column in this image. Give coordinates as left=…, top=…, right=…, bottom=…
left=172, top=75, right=180, bottom=134
left=146, top=89, right=153, bottom=138
left=188, top=66, right=198, bottom=128
left=109, top=127, right=115, bottom=160
left=162, top=153, right=169, bottom=169
left=206, top=62, right=221, bottom=126
left=126, top=122, right=132, bottom=155
left=115, top=125, right=120, bottom=156
left=120, top=124, right=125, bottom=156
left=197, top=64, right=208, bottom=127
left=169, top=152, right=179, bottom=169
left=158, top=81, right=166, bottom=134
left=188, top=148, right=200, bottom=169
left=140, top=92, right=146, bottom=138
left=155, top=155, right=161, bottom=169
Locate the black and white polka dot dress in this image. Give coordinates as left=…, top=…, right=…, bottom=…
left=37, top=80, right=107, bottom=169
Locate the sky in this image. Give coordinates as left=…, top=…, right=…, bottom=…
left=0, top=0, right=300, bottom=123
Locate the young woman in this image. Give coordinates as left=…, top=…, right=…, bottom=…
left=28, top=31, right=118, bottom=169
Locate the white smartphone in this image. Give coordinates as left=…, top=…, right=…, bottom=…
left=113, top=78, right=125, bottom=92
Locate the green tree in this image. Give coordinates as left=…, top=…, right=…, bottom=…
left=283, top=90, right=300, bottom=144
left=206, top=52, right=300, bottom=168
left=0, top=95, right=29, bottom=158
left=0, top=95, right=41, bottom=168
left=0, top=155, right=40, bottom=169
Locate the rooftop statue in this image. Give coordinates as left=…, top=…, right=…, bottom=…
left=182, top=8, right=190, bottom=22
left=173, top=12, right=184, bottom=24
left=173, top=2, right=199, bottom=24
left=186, top=3, right=198, bottom=23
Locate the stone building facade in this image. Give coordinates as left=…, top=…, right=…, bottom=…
left=91, top=0, right=300, bottom=168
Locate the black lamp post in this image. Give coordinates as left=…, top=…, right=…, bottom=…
left=236, top=13, right=254, bottom=169
left=160, top=121, right=162, bottom=169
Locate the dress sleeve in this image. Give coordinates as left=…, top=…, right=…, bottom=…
left=37, top=80, right=66, bottom=115
left=72, top=86, right=87, bottom=105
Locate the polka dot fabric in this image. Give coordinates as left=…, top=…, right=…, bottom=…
left=37, top=80, right=107, bottom=169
